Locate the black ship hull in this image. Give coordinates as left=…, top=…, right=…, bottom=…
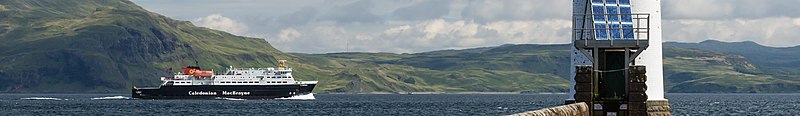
left=132, top=84, right=316, bottom=99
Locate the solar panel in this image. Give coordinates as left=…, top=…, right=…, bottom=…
left=590, top=0, right=634, bottom=40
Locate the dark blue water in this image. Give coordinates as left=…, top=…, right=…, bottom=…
left=1, top=93, right=798, bottom=115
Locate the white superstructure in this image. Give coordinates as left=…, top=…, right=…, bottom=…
left=161, top=60, right=317, bottom=86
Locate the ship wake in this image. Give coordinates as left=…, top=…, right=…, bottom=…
left=21, top=97, right=67, bottom=100
left=91, top=96, right=133, bottom=100
left=216, top=97, right=246, bottom=101
left=276, top=93, right=315, bottom=100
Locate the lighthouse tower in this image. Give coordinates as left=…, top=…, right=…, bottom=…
left=568, top=0, right=670, bottom=115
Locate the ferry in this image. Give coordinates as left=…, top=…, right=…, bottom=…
left=132, top=60, right=317, bottom=99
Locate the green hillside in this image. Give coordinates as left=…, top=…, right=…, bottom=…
left=0, top=0, right=797, bottom=93
left=0, top=0, right=293, bottom=92
left=0, top=0, right=568, bottom=93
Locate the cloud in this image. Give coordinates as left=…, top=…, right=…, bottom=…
left=275, top=28, right=302, bottom=42
left=794, top=18, right=800, bottom=26
left=135, top=0, right=800, bottom=53
left=664, top=17, right=800, bottom=47
left=265, top=18, right=571, bottom=53
left=663, top=0, right=734, bottom=19
left=460, top=0, right=570, bottom=22
left=663, top=0, right=800, bottom=19
left=391, top=0, right=451, bottom=21
left=319, top=0, right=381, bottom=23
left=275, top=7, right=319, bottom=26
left=192, top=14, right=249, bottom=35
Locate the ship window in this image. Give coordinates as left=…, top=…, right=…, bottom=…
left=255, top=82, right=260, bottom=83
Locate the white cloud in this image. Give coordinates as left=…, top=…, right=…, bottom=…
left=134, top=0, right=800, bottom=53
left=264, top=18, right=572, bottom=53
left=460, top=0, right=570, bottom=22
left=664, top=0, right=734, bottom=19
left=275, top=28, right=302, bottom=42
left=664, top=17, right=800, bottom=47
left=192, top=14, right=249, bottom=35
left=382, top=25, right=410, bottom=35
left=794, top=18, right=800, bottom=26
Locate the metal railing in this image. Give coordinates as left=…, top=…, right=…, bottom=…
left=572, top=13, right=650, bottom=46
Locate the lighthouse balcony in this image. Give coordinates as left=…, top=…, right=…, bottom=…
left=572, top=13, right=650, bottom=49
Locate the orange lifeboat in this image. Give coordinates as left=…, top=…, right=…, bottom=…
left=193, top=70, right=213, bottom=77
left=182, top=66, right=214, bottom=77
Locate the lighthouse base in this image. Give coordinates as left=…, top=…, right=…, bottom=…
left=646, top=100, right=671, bottom=116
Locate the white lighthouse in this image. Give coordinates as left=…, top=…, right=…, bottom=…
left=568, top=0, right=670, bottom=115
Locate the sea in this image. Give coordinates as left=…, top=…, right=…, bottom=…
left=1, top=93, right=798, bottom=115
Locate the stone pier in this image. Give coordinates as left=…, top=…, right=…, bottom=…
left=510, top=102, right=589, bottom=116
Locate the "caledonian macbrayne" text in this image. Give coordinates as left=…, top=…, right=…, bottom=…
left=188, top=91, right=251, bottom=96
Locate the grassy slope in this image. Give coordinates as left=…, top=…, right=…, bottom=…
left=0, top=0, right=291, bottom=92
left=0, top=0, right=568, bottom=93
left=0, top=0, right=796, bottom=93
left=663, top=46, right=800, bottom=93
left=299, top=45, right=800, bottom=93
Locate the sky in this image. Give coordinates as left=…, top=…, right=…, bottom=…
left=131, top=0, right=800, bottom=53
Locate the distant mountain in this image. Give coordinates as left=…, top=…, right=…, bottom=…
left=666, top=40, right=800, bottom=75
left=293, top=44, right=572, bottom=93
left=0, top=0, right=797, bottom=93
left=302, top=42, right=800, bottom=93
left=0, top=0, right=568, bottom=93
left=663, top=40, right=800, bottom=92
left=0, top=0, right=292, bottom=92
